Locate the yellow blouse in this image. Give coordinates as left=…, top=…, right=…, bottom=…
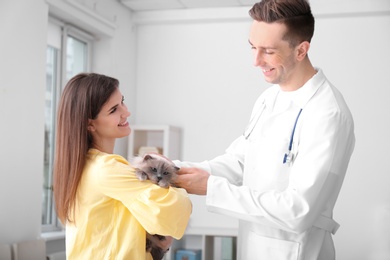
left=66, top=149, right=192, bottom=260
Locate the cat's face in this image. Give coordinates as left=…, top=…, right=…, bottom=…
left=140, top=154, right=179, bottom=188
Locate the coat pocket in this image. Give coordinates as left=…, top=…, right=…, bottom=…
left=244, top=231, right=300, bottom=260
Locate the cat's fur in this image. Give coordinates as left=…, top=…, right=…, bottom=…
left=131, top=154, right=180, bottom=260
left=132, top=154, right=179, bottom=188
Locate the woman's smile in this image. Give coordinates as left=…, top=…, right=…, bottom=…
left=118, top=121, right=129, bottom=127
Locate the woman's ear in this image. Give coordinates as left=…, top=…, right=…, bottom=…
left=296, top=41, right=310, bottom=61
left=87, top=119, right=95, bottom=132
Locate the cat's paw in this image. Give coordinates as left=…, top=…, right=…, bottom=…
left=136, top=170, right=148, bottom=181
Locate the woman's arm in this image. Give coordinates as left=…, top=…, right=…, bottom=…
left=96, top=154, right=192, bottom=239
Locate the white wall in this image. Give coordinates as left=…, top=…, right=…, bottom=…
left=0, top=0, right=48, bottom=244
left=133, top=3, right=390, bottom=259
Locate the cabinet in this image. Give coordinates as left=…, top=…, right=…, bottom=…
left=127, top=125, right=238, bottom=260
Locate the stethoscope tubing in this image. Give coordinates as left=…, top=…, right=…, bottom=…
left=243, top=102, right=303, bottom=165
left=283, top=108, right=303, bottom=164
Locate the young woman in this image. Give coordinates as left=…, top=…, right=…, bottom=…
left=53, top=73, right=192, bottom=259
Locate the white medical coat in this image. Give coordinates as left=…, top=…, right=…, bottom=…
left=178, top=69, right=355, bottom=260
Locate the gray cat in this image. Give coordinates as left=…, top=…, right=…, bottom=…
left=131, top=154, right=180, bottom=260
left=132, top=153, right=179, bottom=188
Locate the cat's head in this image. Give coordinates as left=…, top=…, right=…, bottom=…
left=141, top=154, right=180, bottom=188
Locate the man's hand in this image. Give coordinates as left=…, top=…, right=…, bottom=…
left=175, top=167, right=210, bottom=195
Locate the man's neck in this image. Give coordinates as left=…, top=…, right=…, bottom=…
left=280, top=60, right=316, bottom=92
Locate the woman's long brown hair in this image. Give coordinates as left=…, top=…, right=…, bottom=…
left=53, top=73, right=119, bottom=224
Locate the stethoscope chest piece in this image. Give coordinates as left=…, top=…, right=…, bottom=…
left=283, top=151, right=293, bottom=164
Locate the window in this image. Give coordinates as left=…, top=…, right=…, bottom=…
left=43, top=19, right=92, bottom=231
left=66, top=35, right=89, bottom=80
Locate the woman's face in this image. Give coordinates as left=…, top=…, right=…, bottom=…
left=88, top=88, right=131, bottom=148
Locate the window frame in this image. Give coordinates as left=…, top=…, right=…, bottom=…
left=42, top=44, right=61, bottom=232
left=61, top=24, right=94, bottom=84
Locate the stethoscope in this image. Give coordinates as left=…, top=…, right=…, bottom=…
left=243, top=103, right=303, bottom=166
left=283, top=108, right=303, bottom=165
left=243, top=100, right=266, bottom=139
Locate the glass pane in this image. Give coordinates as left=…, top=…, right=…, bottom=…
left=66, top=36, right=88, bottom=79
left=42, top=46, right=58, bottom=225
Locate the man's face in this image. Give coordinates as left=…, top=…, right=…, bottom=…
left=249, top=21, right=299, bottom=89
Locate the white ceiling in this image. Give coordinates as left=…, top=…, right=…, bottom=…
left=120, top=0, right=260, bottom=12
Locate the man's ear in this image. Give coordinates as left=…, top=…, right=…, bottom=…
left=296, top=41, right=310, bottom=61
left=87, top=119, right=95, bottom=132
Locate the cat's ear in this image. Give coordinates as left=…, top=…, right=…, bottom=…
left=143, top=154, right=154, bottom=161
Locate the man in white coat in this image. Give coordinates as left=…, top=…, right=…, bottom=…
left=175, top=0, right=355, bottom=259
